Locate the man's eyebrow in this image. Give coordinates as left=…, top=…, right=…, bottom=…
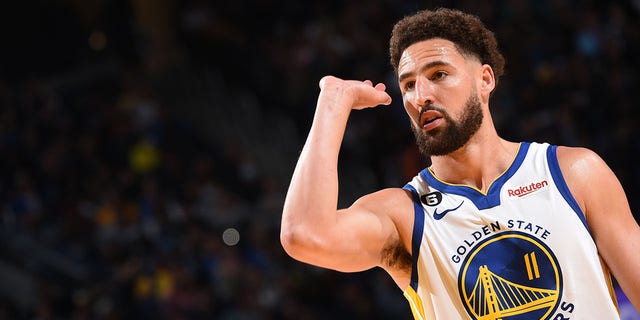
left=398, top=60, right=451, bottom=82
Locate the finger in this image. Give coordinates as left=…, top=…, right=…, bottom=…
left=364, top=90, right=392, bottom=107
left=371, top=83, right=391, bottom=105
left=380, top=93, right=392, bottom=105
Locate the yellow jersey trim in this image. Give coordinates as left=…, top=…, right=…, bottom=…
left=404, top=286, right=426, bottom=320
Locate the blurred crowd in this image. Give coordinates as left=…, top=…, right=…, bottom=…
left=1, top=0, right=639, bottom=319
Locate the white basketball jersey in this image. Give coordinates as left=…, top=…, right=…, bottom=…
left=402, top=142, right=619, bottom=320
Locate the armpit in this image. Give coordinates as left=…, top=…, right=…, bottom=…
left=381, top=239, right=412, bottom=271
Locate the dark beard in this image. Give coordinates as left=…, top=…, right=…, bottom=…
left=410, top=93, right=483, bottom=157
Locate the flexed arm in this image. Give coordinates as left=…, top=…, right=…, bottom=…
left=280, top=76, right=397, bottom=272
left=558, top=147, right=640, bottom=311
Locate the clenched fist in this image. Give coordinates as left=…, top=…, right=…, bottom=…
left=318, top=76, right=392, bottom=111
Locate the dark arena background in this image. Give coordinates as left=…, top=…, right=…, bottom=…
left=1, top=1, right=639, bottom=319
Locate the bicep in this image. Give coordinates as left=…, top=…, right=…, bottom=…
left=559, top=147, right=640, bottom=306
left=295, top=189, right=412, bottom=273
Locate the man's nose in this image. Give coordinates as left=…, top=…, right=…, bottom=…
left=414, top=78, right=434, bottom=109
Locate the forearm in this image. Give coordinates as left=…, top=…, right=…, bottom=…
left=280, top=77, right=391, bottom=261
left=281, top=92, right=351, bottom=238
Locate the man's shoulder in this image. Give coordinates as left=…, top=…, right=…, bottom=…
left=553, top=145, right=613, bottom=197
left=554, top=145, right=603, bottom=166
left=352, top=187, right=415, bottom=213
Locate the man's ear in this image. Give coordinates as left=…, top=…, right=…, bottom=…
left=480, top=64, right=496, bottom=100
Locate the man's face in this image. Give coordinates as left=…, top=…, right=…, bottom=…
left=409, top=91, right=483, bottom=156
left=397, top=38, right=484, bottom=157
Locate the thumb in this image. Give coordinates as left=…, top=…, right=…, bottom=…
left=374, top=83, right=392, bottom=105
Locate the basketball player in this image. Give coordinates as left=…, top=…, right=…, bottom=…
left=280, top=8, right=640, bottom=319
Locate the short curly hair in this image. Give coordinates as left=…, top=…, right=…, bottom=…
left=389, top=8, right=505, bottom=84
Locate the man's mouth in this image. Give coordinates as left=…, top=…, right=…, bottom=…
left=419, top=110, right=444, bottom=129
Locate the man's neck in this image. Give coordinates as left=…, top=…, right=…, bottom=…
left=429, top=134, right=519, bottom=193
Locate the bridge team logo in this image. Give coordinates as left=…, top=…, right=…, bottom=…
left=458, top=231, right=562, bottom=319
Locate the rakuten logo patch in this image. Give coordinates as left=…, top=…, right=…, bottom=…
left=507, top=180, right=548, bottom=197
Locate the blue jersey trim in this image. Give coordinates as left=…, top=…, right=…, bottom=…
left=402, top=183, right=424, bottom=291
left=546, top=145, right=590, bottom=233
left=419, top=142, right=530, bottom=210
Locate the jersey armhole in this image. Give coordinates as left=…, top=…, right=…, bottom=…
left=546, top=145, right=591, bottom=234
left=402, top=184, right=425, bottom=291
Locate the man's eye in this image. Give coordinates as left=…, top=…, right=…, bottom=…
left=404, top=81, right=415, bottom=91
left=432, top=71, right=447, bottom=80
